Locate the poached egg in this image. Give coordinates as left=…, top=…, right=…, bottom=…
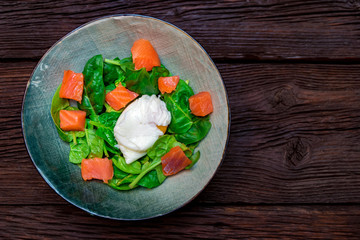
left=114, top=95, right=171, bottom=164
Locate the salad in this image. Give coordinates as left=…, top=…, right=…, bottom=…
left=50, top=39, right=213, bottom=191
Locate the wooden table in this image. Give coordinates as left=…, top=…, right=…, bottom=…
left=1, top=1, right=360, bottom=238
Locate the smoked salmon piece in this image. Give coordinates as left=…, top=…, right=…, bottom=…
left=59, top=110, right=86, bottom=131
left=59, top=70, right=84, bottom=102
left=158, top=75, right=179, bottom=94
left=81, top=157, right=114, bottom=183
left=131, top=39, right=161, bottom=71
left=105, top=85, right=139, bottom=111
left=161, top=146, right=192, bottom=176
left=189, top=91, right=213, bottom=117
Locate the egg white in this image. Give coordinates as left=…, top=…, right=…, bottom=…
left=114, top=95, right=171, bottom=164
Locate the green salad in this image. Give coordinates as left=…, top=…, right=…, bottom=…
left=51, top=40, right=212, bottom=191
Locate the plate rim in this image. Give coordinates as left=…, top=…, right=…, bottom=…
left=21, top=14, right=231, bottom=220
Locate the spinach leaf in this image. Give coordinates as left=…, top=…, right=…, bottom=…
left=104, top=142, right=121, bottom=155
left=103, top=97, right=124, bottom=113
left=95, top=128, right=117, bottom=148
left=123, top=68, right=150, bottom=95
left=85, top=128, right=104, bottom=158
left=147, top=65, right=170, bottom=93
left=113, top=165, right=129, bottom=179
left=79, top=55, right=105, bottom=115
left=69, top=137, right=90, bottom=164
left=103, top=57, right=125, bottom=85
left=185, top=150, right=200, bottom=169
left=185, top=142, right=199, bottom=157
left=104, top=103, right=117, bottom=113
left=147, top=135, right=189, bottom=161
left=138, top=170, right=161, bottom=189
left=142, top=161, right=150, bottom=170
left=164, top=80, right=194, bottom=134
left=109, top=164, right=137, bottom=190
left=155, top=164, right=166, bottom=184
left=64, top=106, right=82, bottom=112
left=118, top=57, right=135, bottom=72
left=123, top=65, right=169, bottom=95
left=99, top=111, right=121, bottom=128
left=51, top=84, right=85, bottom=142
left=112, top=156, right=166, bottom=188
left=78, top=87, right=98, bottom=121
left=129, top=159, right=161, bottom=189
left=104, top=57, right=134, bottom=72
left=113, top=174, right=136, bottom=185
left=108, top=179, right=134, bottom=191
left=90, top=112, right=121, bottom=147
left=140, top=155, right=150, bottom=165
left=112, top=155, right=142, bottom=174
left=105, top=83, right=116, bottom=93
left=150, top=65, right=170, bottom=78
left=175, top=117, right=212, bottom=145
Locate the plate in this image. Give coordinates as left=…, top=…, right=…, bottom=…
left=22, top=15, right=229, bottom=220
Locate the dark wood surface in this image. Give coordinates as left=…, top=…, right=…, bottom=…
left=1, top=1, right=360, bottom=239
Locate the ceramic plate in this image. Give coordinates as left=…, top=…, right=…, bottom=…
left=22, top=15, right=229, bottom=220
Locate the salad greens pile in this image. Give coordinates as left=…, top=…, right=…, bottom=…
left=51, top=54, right=211, bottom=190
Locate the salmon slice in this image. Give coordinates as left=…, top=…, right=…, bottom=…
left=161, top=146, right=192, bottom=176
left=59, top=110, right=86, bottom=131
left=158, top=75, right=179, bottom=94
left=59, top=70, right=84, bottom=102
left=131, top=39, right=161, bottom=71
left=81, top=157, right=114, bottom=183
left=189, top=91, right=213, bottom=117
left=105, top=85, right=139, bottom=111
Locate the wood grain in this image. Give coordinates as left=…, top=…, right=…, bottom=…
left=1, top=0, right=360, bottom=61
left=1, top=204, right=360, bottom=239
left=2, top=1, right=360, bottom=236
left=2, top=61, right=360, bottom=205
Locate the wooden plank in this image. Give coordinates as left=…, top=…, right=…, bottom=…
left=1, top=61, right=360, bottom=205
left=205, top=63, right=360, bottom=203
left=1, top=204, right=359, bottom=239
left=1, top=0, right=360, bottom=60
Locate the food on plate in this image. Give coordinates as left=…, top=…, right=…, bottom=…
left=59, top=70, right=84, bottom=102
left=131, top=39, right=161, bottom=71
left=157, top=125, right=167, bottom=134
left=161, top=146, right=192, bottom=176
left=78, top=54, right=105, bottom=115
left=50, top=39, right=213, bottom=191
left=59, top=110, right=86, bottom=131
left=114, top=95, right=171, bottom=164
left=189, top=91, right=213, bottom=117
left=105, top=85, right=139, bottom=111
left=158, top=75, right=180, bottom=94
left=81, top=157, right=114, bottom=183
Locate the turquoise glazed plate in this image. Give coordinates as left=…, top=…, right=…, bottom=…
left=22, top=15, right=229, bottom=220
